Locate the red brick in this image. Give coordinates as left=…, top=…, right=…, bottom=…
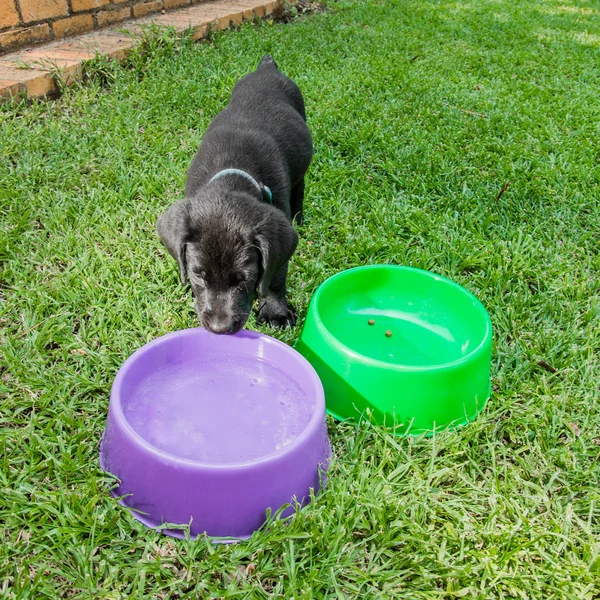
left=96, top=6, right=132, bottom=28
left=163, top=0, right=191, bottom=8
left=52, top=14, right=94, bottom=39
left=54, top=62, right=83, bottom=85
left=74, top=31, right=134, bottom=60
left=220, top=0, right=264, bottom=11
left=0, top=63, right=56, bottom=98
left=23, top=73, right=57, bottom=97
left=165, top=2, right=239, bottom=30
left=0, top=63, right=23, bottom=78
left=0, top=1, right=20, bottom=29
left=200, top=2, right=238, bottom=25
left=221, top=0, right=268, bottom=8
left=19, top=0, right=69, bottom=23
left=133, top=1, right=163, bottom=18
left=0, top=79, right=25, bottom=99
left=146, top=6, right=204, bottom=29
left=71, top=0, right=110, bottom=12
left=254, top=4, right=265, bottom=17
left=150, top=12, right=190, bottom=27
left=169, top=5, right=212, bottom=20
left=15, top=55, right=82, bottom=86
left=229, top=10, right=243, bottom=26
left=213, top=14, right=230, bottom=30
left=191, top=22, right=209, bottom=40
left=264, top=1, right=276, bottom=16
left=13, top=47, right=91, bottom=64
left=43, top=42, right=98, bottom=61
left=0, top=24, right=50, bottom=51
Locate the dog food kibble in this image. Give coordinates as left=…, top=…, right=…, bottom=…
left=385, top=330, right=392, bottom=338
left=368, top=319, right=375, bottom=326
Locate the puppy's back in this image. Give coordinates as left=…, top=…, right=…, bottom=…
left=185, top=57, right=312, bottom=198
left=228, top=56, right=307, bottom=121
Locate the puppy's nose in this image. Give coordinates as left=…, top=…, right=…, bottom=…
left=203, top=315, right=234, bottom=335
left=209, top=323, right=233, bottom=335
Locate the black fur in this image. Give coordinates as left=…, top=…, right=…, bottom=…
left=157, top=56, right=313, bottom=334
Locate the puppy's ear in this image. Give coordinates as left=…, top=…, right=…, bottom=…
left=157, top=199, right=191, bottom=286
left=255, top=209, right=298, bottom=298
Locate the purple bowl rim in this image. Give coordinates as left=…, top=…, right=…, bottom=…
left=109, top=327, right=326, bottom=471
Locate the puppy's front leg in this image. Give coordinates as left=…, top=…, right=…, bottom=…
left=256, top=262, right=296, bottom=329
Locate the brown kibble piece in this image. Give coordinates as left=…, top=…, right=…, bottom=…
left=368, top=319, right=375, bottom=326
left=385, top=330, right=392, bottom=338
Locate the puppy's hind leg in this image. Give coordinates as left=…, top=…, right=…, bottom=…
left=290, top=179, right=305, bottom=227
left=256, top=262, right=296, bottom=329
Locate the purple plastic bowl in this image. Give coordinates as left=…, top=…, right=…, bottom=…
left=99, top=328, right=330, bottom=540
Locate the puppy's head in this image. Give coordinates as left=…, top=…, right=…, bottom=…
left=157, top=195, right=297, bottom=334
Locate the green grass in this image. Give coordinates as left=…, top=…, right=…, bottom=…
left=1, top=0, right=600, bottom=597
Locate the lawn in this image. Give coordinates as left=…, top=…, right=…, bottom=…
left=1, top=0, right=599, bottom=597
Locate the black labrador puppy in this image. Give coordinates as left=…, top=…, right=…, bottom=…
left=157, top=55, right=313, bottom=334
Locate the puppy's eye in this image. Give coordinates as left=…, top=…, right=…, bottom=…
left=191, top=270, right=206, bottom=282
left=235, top=279, right=250, bottom=293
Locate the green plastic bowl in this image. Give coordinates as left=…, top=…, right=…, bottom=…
left=295, top=265, right=492, bottom=435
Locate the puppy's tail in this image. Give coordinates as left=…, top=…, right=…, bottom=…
left=258, top=54, right=278, bottom=70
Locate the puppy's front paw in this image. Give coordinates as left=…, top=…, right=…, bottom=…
left=257, top=299, right=297, bottom=329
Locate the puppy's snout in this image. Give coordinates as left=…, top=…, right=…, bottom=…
left=209, top=323, right=233, bottom=335
left=202, top=311, right=236, bottom=335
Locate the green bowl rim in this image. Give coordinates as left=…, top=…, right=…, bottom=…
left=307, top=264, right=493, bottom=373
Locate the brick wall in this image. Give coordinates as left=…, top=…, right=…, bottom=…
left=0, top=0, right=211, bottom=53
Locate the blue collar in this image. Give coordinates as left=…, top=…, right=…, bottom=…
left=209, top=168, right=272, bottom=203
